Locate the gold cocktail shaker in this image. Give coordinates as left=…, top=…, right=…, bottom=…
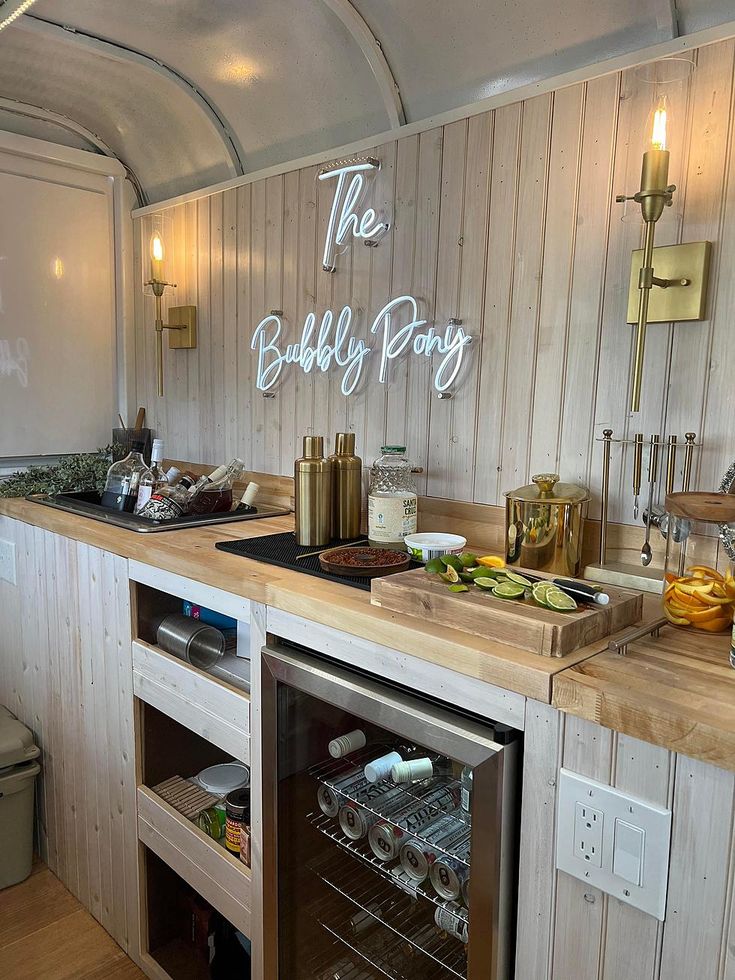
left=294, top=436, right=332, bottom=546
left=329, top=432, right=362, bottom=540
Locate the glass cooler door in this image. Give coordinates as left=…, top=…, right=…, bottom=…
left=261, top=645, right=518, bottom=980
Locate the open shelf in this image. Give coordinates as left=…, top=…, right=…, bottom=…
left=143, top=847, right=251, bottom=980
left=133, top=639, right=250, bottom=762
left=138, top=786, right=251, bottom=936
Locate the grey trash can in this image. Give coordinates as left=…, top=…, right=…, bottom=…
left=0, top=705, right=41, bottom=889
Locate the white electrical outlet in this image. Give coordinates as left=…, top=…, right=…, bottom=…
left=556, top=768, right=672, bottom=920
left=0, top=539, right=16, bottom=586
left=574, top=801, right=603, bottom=867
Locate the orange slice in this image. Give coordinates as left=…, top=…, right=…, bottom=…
left=675, top=580, right=714, bottom=597
left=476, top=555, right=506, bottom=569
left=694, top=616, right=731, bottom=632
left=686, top=565, right=724, bottom=582
left=683, top=605, right=728, bottom=623
left=692, top=592, right=732, bottom=607
left=664, top=607, right=690, bottom=626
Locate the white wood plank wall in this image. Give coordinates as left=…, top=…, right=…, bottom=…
left=0, top=516, right=139, bottom=959
left=517, top=705, right=735, bottom=980
left=134, top=39, right=735, bottom=523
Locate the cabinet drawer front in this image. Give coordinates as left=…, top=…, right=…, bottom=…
left=133, top=640, right=250, bottom=762
left=138, top=786, right=251, bottom=936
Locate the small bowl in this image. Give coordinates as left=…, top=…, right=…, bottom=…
left=403, top=532, right=467, bottom=563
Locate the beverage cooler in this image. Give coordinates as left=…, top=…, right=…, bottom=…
left=261, top=646, right=519, bottom=980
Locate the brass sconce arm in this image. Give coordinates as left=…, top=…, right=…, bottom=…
left=145, top=278, right=197, bottom=397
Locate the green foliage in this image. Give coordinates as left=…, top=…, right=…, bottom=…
left=0, top=447, right=113, bottom=498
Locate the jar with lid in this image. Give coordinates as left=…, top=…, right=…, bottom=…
left=662, top=492, right=735, bottom=633
left=504, top=474, right=590, bottom=577
left=224, top=788, right=250, bottom=858
left=367, top=446, right=418, bottom=549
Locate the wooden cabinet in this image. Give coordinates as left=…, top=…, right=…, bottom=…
left=0, top=516, right=139, bottom=958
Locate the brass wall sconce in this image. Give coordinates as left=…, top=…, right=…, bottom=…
left=144, top=231, right=197, bottom=397
left=616, top=78, right=710, bottom=413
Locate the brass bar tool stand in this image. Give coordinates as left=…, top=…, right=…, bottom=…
left=584, top=431, right=700, bottom=594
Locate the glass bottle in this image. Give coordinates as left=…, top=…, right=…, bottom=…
left=137, top=474, right=208, bottom=521
left=101, top=443, right=153, bottom=513
left=189, top=458, right=246, bottom=515
left=134, top=439, right=167, bottom=514
left=367, top=446, right=418, bottom=549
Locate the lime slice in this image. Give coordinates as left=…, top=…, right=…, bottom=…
left=474, top=577, right=497, bottom=590
left=492, top=582, right=525, bottom=600
left=458, top=552, right=478, bottom=568
left=425, top=557, right=445, bottom=574
left=440, top=555, right=463, bottom=571
left=532, top=581, right=556, bottom=606
left=441, top=566, right=460, bottom=584
left=545, top=589, right=578, bottom=611
left=448, top=583, right=469, bottom=593
left=505, top=571, right=534, bottom=588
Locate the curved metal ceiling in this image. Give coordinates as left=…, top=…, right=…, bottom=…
left=0, top=0, right=733, bottom=204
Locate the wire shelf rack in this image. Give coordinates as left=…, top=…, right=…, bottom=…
left=307, top=940, right=384, bottom=980
left=309, top=851, right=468, bottom=979
left=310, top=751, right=471, bottom=868
left=308, top=811, right=470, bottom=921
left=310, top=892, right=460, bottom=980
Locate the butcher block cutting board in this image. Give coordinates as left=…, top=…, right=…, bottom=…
left=371, top=567, right=643, bottom=658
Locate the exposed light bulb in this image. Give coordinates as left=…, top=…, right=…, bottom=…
left=0, top=0, right=38, bottom=33
left=150, top=232, right=165, bottom=281
left=151, top=234, right=164, bottom=263
left=651, top=104, right=667, bottom=151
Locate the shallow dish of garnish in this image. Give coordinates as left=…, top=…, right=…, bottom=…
left=319, top=546, right=411, bottom=578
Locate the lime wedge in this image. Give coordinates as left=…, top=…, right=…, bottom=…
left=458, top=552, right=478, bottom=568
left=472, top=566, right=502, bottom=580
left=459, top=571, right=476, bottom=582
left=532, top=581, right=557, bottom=606
left=441, top=565, right=460, bottom=584
left=492, top=582, right=525, bottom=600
left=440, top=555, right=463, bottom=571
left=448, top=583, right=469, bottom=593
left=545, top=589, right=578, bottom=611
left=505, top=571, right=534, bottom=588
left=425, top=557, right=445, bottom=574
left=474, top=577, right=497, bottom=590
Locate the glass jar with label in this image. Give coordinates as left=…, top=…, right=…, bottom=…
left=368, top=446, right=417, bottom=549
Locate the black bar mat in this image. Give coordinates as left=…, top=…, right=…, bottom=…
left=215, top=532, right=421, bottom=592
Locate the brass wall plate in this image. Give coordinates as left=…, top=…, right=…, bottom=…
left=167, top=305, right=197, bottom=349
left=626, top=241, right=711, bottom=323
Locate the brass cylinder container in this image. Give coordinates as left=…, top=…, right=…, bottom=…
left=329, top=432, right=362, bottom=540
left=294, top=435, right=332, bottom=546
left=504, top=474, right=590, bottom=577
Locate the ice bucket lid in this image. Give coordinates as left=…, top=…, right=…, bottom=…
left=505, top=473, right=590, bottom=506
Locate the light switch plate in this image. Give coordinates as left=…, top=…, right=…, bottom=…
left=0, top=538, right=16, bottom=585
left=556, top=768, right=672, bottom=920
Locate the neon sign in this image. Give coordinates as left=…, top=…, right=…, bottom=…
left=250, top=156, right=472, bottom=395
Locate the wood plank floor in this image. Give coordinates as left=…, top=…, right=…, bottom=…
left=0, top=860, right=145, bottom=979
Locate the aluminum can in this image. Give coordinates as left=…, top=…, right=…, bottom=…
left=460, top=874, right=471, bottom=909
left=434, top=902, right=469, bottom=943
left=339, top=802, right=378, bottom=840
left=368, top=821, right=408, bottom=862
left=430, top=854, right=467, bottom=901
left=317, top=783, right=340, bottom=818
left=398, top=813, right=458, bottom=881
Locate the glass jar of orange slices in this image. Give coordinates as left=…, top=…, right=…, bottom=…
left=662, top=491, right=735, bottom=633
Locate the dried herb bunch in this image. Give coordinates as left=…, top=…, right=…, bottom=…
left=0, top=448, right=113, bottom=498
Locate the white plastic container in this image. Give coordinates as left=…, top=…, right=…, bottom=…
left=403, top=532, right=467, bottom=563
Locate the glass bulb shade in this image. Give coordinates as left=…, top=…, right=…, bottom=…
left=142, top=214, right=173, bottom=294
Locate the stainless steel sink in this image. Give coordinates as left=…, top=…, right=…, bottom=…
left=26, top=490, right=291, bottom=532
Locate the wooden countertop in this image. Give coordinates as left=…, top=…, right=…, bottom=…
left=553, top=625, right=735, bottom=770
left=0, top=497, right=600, bottom=703
left=4, top=497, right=734, bottom=769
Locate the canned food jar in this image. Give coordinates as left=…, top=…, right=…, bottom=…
left=225, top=788, right=250, bottom=855
left=662, top=492, right=735, bottom=634
left=504, top=474, right=589, bottom=577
